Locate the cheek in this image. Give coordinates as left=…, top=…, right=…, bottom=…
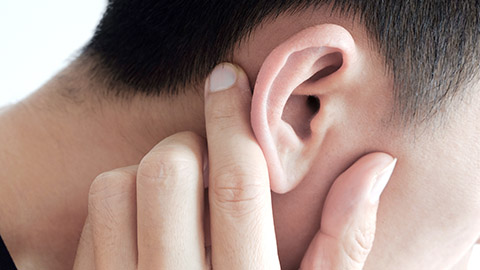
left=364, top=150, right=480, bottom=269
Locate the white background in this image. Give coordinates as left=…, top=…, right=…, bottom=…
left=0, top=0, right=106, bottom=106
left=0, top=1, right=479, bottom=269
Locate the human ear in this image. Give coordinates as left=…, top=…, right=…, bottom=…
left=251, top=24, right=357, bottom=193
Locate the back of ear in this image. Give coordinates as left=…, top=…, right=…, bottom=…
left=251, top=24, right=357, bottom=193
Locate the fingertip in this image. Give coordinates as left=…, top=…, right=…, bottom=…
left=320, top=152, right=396, bottom=237
left=306, top=153, right=397, bottom=269
left=340, top=152, right=396, bottom=193
left=205, top=63, right=250, bottom=96
left=345, top=152, right=396, bottom=204
left=206, top=63, right=237, bottom=93
left=369, top=157, right=397, bottom=203
left=354, top=152, right=395, bottom=173
left=204, top=62, right=253, bottom=141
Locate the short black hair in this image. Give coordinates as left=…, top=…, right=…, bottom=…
left=82, top=0, right=480, bottom=123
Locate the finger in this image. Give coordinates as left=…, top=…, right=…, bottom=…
left=136, top=132, right=207, bottom=269
left=205, top=63, right=280, bottom=269
left=88, top=166, right=138, bottom=270
left=300, top=153, right=396, bottom=270
left=72, top=217, right=95, bottom=270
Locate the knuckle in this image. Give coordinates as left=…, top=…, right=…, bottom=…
left=89, top=169, right=136, bottom=201
left=209, top=108, right=238, bottom=130
left=212, top=184, right=265, bottom=216
left=88, top=169, right=136, bottom=225
left=211, top=164, right=268, bottom=216
left=137, top=148, right=199, bottom=191
left=343, top=227, right=374, bottom=267
left=165, top=131, right=205, bottom=150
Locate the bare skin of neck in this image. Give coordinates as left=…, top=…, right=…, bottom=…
left=0, top=58, right=205, bottom=269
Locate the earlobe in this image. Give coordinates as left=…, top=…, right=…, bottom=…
left=250, top=24, right=356, bottom=193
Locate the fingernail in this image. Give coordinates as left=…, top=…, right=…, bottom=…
left=370, top=158, right=397, bottom=203
left=208, top=63, right=237, bottom=92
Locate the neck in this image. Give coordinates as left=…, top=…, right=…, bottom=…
left=0, top=58, right=205, bottom=269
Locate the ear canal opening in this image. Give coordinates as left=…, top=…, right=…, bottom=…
left=305, top=52, right=343, bottom=84
left=281, top=95, right=320, bottom=140
left=307, top=95, right=320, bottom=113
left=280, top=52, right=341, bottom=141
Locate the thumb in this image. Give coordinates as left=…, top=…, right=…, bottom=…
left=300, top=153, right=396, bottom=270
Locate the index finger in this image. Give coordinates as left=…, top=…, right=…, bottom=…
left=204, top=63, right=280, bottom=269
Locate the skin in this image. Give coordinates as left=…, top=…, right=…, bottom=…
left=72, top=64, right=396, bottom=269
left=0, top=8, right=479, bottom=270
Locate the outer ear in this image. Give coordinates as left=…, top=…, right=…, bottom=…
left=251, top=24, right=357, bottom=193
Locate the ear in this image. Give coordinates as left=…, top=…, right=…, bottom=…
left=251, top=24, right=357, bottom=193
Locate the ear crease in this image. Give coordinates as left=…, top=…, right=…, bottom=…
left=304, top=51, right=344, bottom=85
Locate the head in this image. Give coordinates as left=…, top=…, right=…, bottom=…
left=80, top=1, right=480, bottom=269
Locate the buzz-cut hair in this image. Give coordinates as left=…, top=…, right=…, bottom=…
left=82, top=0, right=480, bottom=123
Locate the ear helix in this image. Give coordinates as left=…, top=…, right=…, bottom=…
left=250, top=24, right=355, bottom=193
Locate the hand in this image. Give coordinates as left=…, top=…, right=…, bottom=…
left=73, top=63, right=396, bottom=269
